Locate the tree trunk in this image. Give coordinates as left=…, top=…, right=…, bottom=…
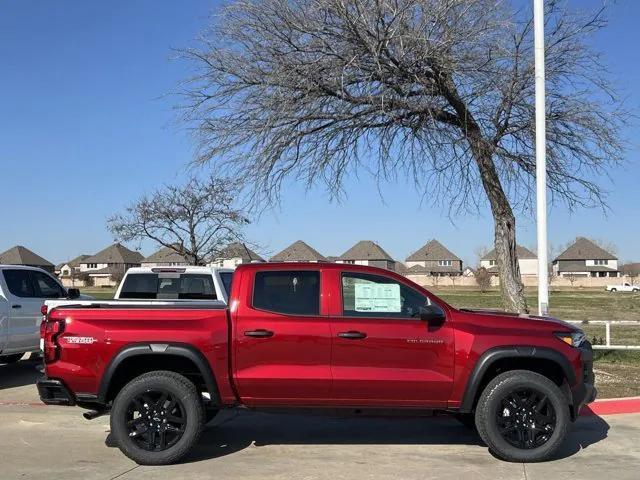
left=469, top=133, right=528, bottom=313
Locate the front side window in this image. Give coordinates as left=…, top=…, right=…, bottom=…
left=2, top=269, right=35, bottom=298
left=31, top=271, right=65, bottom=298
left=341, top=272, right=428, bottom=319
left=253, top=270, right=320, bottom=315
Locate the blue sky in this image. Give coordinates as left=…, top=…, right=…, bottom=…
left=1, top=0, right=638, bottom=266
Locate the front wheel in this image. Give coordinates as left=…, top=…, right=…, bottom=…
left=110, top=371, right=204, bottom=465
left=475, top=370, right=569, bottom=462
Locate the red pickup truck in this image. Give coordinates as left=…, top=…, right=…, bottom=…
left=37, top=262, right=595, bottom=465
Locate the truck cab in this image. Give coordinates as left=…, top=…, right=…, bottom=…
left=0, top=265, right=83, bottom=363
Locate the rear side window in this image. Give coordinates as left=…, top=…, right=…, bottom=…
left=119, top=273, right=218, bottom=300
left=219, top=272, right=233, bottom=297
left=253, top=270, right=320, bottom=315
left=2, top=269, right=35, bottom=298
left=31, top=271, right=65, bottom=298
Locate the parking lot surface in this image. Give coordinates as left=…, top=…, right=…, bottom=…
left=2, top=358, right=639, bottom=480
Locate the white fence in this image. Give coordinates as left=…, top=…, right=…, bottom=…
left=566, top=320, right=640, bottom=350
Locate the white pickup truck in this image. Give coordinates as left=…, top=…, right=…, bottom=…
left=0, top=265, right=91, bottom=363
left=605, top=282, right=639, bottom=293
left=113, top=266, right=234, bottom=302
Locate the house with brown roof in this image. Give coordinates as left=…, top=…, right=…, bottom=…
left=336, top=240, right=395, bottom=271
left=57, top=254, right=91, bottom=277
left=405, top=239, right=463, bottom=276
left=480, top=245, right=538, bottom=277
left=210, top=242, right=265, bottom=268
left=552, top=237, right=620, bottom=278
left=0, top=245, right=55, bottom=273
left=270, top=240, right=327, bottom=262
left=80, top=243, right=144, bottom=286
left=141, top=246, right=191, bottom=267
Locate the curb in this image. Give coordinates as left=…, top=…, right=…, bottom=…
left=581, top=396, right=640, bottom=416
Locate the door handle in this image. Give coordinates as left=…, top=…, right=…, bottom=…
left=244, top=329, right=274, bottom=338
left=337, top=331, right=367, bottom=340
left=11, top=304, right=22, bottom=309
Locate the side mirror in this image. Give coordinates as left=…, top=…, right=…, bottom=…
left=67, top=288, right=80, bottom=299
left=420, top=304, right=446, bottom=326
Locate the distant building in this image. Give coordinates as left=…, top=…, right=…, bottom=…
left=405, top=239, right=463, bottom=276
left=336, top=240, right=395, bottom=271
left=57, top=254, right=91, bottom=277
left=270, top=240, right=327, bottom=262
left=0, top=245, right=54, bottom=273
left=553, top=237, right=620, bottom=278
left=142, top=246, right=191, bottom=267
left=80, top=243, right=144, bottom=286
left=480, top=245, right=538, bottom=277
left=210, top=243, right=265, bottom=268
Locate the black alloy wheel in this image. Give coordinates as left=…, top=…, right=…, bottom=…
left=496, top=388, right=556, bottom=449
left=126, top=390, right=187, bottom=451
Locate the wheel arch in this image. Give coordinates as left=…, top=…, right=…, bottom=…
left=459, top=346, right=576, bottom=413
left=98, top=343, right=221, bottom=405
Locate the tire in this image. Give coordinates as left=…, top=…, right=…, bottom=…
left=0, top=353, right=24, bottom=364
left=454, top=413, right=477, bottom=430
left=610, top=288, right=616, bottom=293
left=110, top=371, right=204, bottom=465
left=475, top=370, right=569, bottom=462
left=633, top=289, right=638, bottom=293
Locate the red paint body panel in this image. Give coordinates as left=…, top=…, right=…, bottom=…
left=43, top=262, right=586, bottom=412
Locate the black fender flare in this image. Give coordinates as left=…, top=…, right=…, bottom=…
left=98, top=343, right=221, bottom=405
left=459, top=346, right=576, bottom=412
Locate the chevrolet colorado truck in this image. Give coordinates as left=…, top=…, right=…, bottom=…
left=37, top=263, right=595, bottom=465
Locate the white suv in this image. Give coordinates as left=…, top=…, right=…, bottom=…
left=0, top=265, right=88, bottom=364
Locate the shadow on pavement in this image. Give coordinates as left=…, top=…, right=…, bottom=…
left=0, top=354, right=42, bottom=390
left=551, top=414, right=610, bottom=460
left=174, top=410, right=610, bottom=464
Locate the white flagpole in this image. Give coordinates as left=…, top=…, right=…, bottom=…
left=534, top=0, right=549, bottom=315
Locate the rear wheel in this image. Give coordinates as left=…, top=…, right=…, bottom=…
left=0, top=353, right=24, bottom=364
left=110, top=371, right=204, bottom=465
left=475, top=370, right=569, bottom=462
left=610, top=288, right=617, bottom=293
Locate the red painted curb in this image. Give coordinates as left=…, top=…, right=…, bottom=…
left=581, top=397, right=640, bottom=416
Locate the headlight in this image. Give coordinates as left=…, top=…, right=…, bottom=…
left=554, top=331, right=587, bottom=348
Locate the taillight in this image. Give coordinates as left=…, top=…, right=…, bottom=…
left=42, top=314, right=65, bottom=363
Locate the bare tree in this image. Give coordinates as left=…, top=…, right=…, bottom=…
left=181, top=0, right=628, bottom=312
left=565, top=272, right=577, bottom=287
left=621, top=263, right=640, bottom=285
left=108, top=176, right=249, bottom=265
left=475, top=267, right=492, bottom=293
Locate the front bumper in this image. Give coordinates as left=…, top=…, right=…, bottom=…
left=571, top=342, right=597, bottom=417
left=37, top=378, right=75, bottom=406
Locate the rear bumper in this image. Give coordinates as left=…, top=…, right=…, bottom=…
left=37, top=378, right=75, bottom=406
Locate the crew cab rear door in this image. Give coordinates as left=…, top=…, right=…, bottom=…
left=328, top=269, right=455, bottom=407
left=232, top=267, right=332, bottom=405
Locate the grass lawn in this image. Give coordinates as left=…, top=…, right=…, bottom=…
left=78, top=285, right=640, bottom=398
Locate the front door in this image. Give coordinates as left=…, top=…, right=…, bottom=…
left=2, top=269, right=44, bottom=353
left=233, top=268, right=332, bottom=406
left=330, top=270, right=455, bottom=408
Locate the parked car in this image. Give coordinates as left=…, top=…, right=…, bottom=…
left=114, top=266, right=234, bottom=303
left=0, top=265, right=90, bottom=363
left=605, top=282, right=639, bottom=293
left=37, top=262, right=595, bottom=465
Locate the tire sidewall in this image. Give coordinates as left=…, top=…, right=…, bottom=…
left=110, top=372, right=204, bottom=465
left=476, top=372, right=569, bottom=462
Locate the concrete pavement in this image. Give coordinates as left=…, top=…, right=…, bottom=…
left=1, top=358, right=639, bottom=480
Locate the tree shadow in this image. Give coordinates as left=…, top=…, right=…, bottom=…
left=176, top=410, right=610, bottom=464
left=0, top=354, right=41, bottom=390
